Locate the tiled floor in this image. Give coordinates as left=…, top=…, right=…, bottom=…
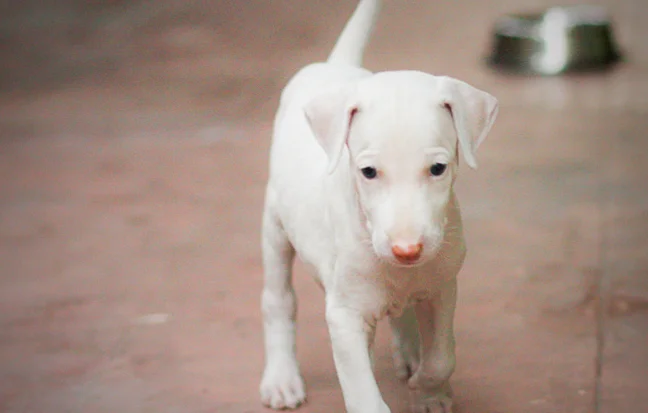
left=0, top=1, right=646, bottom=412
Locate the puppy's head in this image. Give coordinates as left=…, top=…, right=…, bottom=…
left=305, top=71, right=498, bottom=267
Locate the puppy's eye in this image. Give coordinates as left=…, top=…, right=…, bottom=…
left=360, top=166, right=378, bottom=179
left=429, top=163, right=447, bottom=177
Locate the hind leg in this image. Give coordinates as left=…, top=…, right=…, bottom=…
left=259, top=207, right=305, bottom=409
left=389, top=306, right=421, bottom=380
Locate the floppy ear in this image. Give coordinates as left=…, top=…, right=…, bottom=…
left=439, top=77, right=499, bottom=169
left=303, top=88, right=358, bottom=174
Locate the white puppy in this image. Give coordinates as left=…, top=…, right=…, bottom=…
left=259, top=1, right=498, bottom=412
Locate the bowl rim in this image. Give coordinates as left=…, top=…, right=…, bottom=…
left=487, top=5, right=622, bottom=75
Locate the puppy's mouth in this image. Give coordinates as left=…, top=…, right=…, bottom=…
left=393, top=256, right=425, bottom=267
left=379, top=252, right=431, bottom=268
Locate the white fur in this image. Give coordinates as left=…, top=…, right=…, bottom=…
left=259, top=1, right=498, bottom=412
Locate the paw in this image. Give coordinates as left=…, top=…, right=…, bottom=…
left=260, top=361, right=306, bottom=410
left=409, top=382, right=453, bottom=413
left=411, top=394, right=452, bottom=413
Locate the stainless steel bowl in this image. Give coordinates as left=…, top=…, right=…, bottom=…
left=487, top=5, right=622, bottom=75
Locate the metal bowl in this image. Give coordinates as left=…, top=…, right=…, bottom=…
left=487, top=5, right=622, bottom=75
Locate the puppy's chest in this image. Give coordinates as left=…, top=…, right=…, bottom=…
left=352, top=271, right=436, bottom=321
left=379, top=277, right=433, bottom=318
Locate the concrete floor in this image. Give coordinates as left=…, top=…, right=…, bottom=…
left=1, top=1, right=647, bottom=412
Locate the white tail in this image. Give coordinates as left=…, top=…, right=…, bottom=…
left=327, top=0, right=382, bottom=67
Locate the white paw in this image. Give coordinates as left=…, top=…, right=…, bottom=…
left=260, top=362, right=306, bottom=410
left=411, top=395, right=452, bottom=413
left=409, top=382, right=453, bottom=413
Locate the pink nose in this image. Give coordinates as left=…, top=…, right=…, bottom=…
left=391, top=243, right=423, bottom=264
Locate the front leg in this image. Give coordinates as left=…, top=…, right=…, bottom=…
left=326, top=300, right=391, bottom=413
left=409, top=278, right=457, bottom=413
left=259, top=209, right=305, bottom=409
left=389, top=306, right=421, bottom=380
